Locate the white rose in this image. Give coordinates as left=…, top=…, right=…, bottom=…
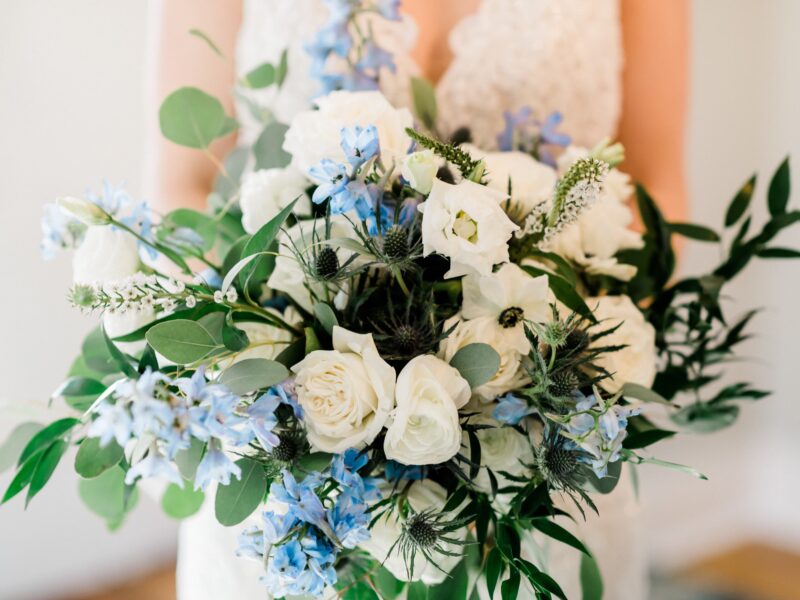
left=401, top=149, right=439, bottom=195
left=291, top=327, right=395, bottom=453
left=218, top=308, right=300, bottom=369
left=439, top=316, right=530, bottom=402
left=266, top=217, right=359, bottom=313
left=73, top=226, right=140, bottom=284
left=463, top=145, right=557, bottom=221
left=418, top=179, right=518, bottom=278
left=240, top=167, right=311, bottom=234
left=359, top=479, right=468, bottom=584
left=384, top=355, right=471, bottom=465
left=587, top=295, right=657, bottom=393
left=462, top=263, right=550, bottom=354
left=283, top=90, right=413, bottom=175
left=548, top=146, right=643, bottom=281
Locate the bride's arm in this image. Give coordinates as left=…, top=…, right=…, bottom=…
left=618, top=0, right=689, bottom=223
left=144, top=0, right=242, bottom=213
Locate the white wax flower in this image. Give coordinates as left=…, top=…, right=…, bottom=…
left=547, top=146, right=644, bottom=281
left=587, top=295, right=657, bottom=393
left=384, top=354, right=471, bottom=465
left=400, top=149, right=439, bottom=195
left=439, top=316, right=530, bottom=402
left=461, top=263, right=550, bottom=354
left=463, top=145, right=557, bottom=220
left=359, top=479, right=468, bottom=584
left=72, top=226, right=140, bottom=284
left=418, top=179, right=518, bottom=278
left=291, top=327, right=396, bottom=453
left=283, top=90, right=413, bottom=174
left=240, top=167, right=311, bottom=234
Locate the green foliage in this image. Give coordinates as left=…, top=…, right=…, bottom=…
left=74, top=438, right=124, bottom=479
left=410, top=77, right=437, bottom=130
left=244, top=63, right=276, bottom=89
left=667, top=222, right=720, bottom=242
left=253, top=121, right=292, bottom=170
left=175, top=438, right=206, bottom=481
left=215, top=458, right=268, bottom=526
left=521, top=264, right=594, bottom=322
left=0, top=423, right=42, bottom=473
left=159, top=87, right=236, bottom=149
left=162, top=482, right=205, bottom=519
left=313, top=302, right=338, bottom=335
left=189, top=28, right=224, bottom=58
left=449, top=343, right=500, bottom=388
left=146, top=319, right=219, bottom=364
left=580, top=553, right=604, bottom=600
left=405, top=128, right=482, bottom=181
left=218, top=358, right=289, bottom=395
left=159, top=208, right=217, bottom=253
left=79, top=465, right=139, bottom=527
left=17, top=418, right=79, bottom=467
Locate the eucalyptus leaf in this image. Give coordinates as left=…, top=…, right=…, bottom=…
left=146, top=320, right=219, bottom=364
left=313, top=302, right=338, bottom=335
left=159, top=87, right=232, bottom=149
left=53, top=377, right=106, bottom=398
left=254, top=121, right=291, bottom=170
left=218, top=358, right=289, bottom=395
left=621, top=382, right=671, bottom=406
left=79, top=465, right=139, bottom=521
left=162, top=482, right=205, bottom=519
left=215, top=457, right=268, bottom=526
left=244, top=62, right=276, bottom=88
left=449, top=343, right=500, bottom=389
left=74, top=438, right=124, bottom=479
left=175, top=438, right=206, bottom=481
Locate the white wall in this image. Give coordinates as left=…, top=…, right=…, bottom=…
left=0, top=0, right=799, bottom=598
left=0, top=2, right=178, bottom=599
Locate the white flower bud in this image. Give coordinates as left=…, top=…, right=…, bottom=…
left=57, top=196, right=111, bottom=226
left=401, top=150, right=438, bottom=195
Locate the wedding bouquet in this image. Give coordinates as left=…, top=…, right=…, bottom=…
left=4, top=3, right=799, bottom=599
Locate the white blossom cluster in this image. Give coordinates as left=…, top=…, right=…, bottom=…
left=68, top=273, right=192, bottom=316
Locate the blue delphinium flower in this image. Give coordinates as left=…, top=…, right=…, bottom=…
left=327, top=489, right=371, bottom=548
left=245, top=392, right=281, bottom=451
left=235, top=525, right=266, bottom=561
left=384, top=460, right=426, bottom=481
left=264, top=540, right=308, bottom=596
left=357, top=41, right=396, bottom=74
left=539, top=111, right=571, bottom=147
left=497, top=107, right=534, bottom=151
left=271, top=470, right=329, bottom=531
left=309, top=159, right=350, bottom=205
left=87, top=401, right=133, bottom=448
left=194, top=267, right=223, bottom=290
left=194, top=441, right=242, bottom=491
left=340, top=125, right=380, bottom=168
left=40, top=204, right=83, bottom=259
left=496, top=107, right=571, bottom=166
left=377, top=0, right=402, bottom=21
left=124, top=447, right=183, bottom=487
left=493, top=394, right=536, bottom=425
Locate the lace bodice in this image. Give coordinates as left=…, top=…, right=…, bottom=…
left=235, top=0, right=622, bottom=148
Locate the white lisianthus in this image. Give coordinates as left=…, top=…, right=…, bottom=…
left=462, top=263, right=550, bottom=354
left=384, top=355, right=471, bottom=465
left=587, top=295, right=657, bottom=393
left=266, top=217, right=359, bottom=313
left=547, top=146, right=643, bottom=281
left=73, top=226, right=140, bottom=284
left=418, top=179, right=518, bottom=278
left=439, top=316, right=530, bottom=402
left=291, top=327, right=395, bottom=453
left=283, top=90, right=413, bottom=174
left=240, top=167, right=311, bottom=234
left=401, top=149, right=439, bottom=195
left=462, top=145, right=557, bottom=221
left=218, top=308, right=301, bottom=368
left=359, top=479, right=468, bottom=584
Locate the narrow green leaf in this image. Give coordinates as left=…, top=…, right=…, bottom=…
left=218, top=358, right=289, bottom=395
left=668, top=222, right=720, bottom=242
left=530, top=518, right=590, bottom=556
left=145, top=319, right=218, bottom=364
left=53, top=377, right=106, bottom=398
left=410, top=77, right=438, bottom=130
left=313, top=302, right=338, bottom=335
left=18, top=417, right=79, bottom=467
left=253, top=121, right=291, bottom=170
left=485, top=547, right=504, bottom=598
left=521, top=266, right=594, bottom=322
left=102, top=325, right=138, bottom=378
left=500, top=570, right=520, bottom=600
left=767, top=157, right=791, bottom=216
left=26, top=440, right=68, bottom=506
left=304, top=327, right=321, bottom=354
left=514, top=558, right=566, bottom=600
left=623, top=429, right=675, bottom=450
left=0, top=423, right=42, bottom=473
left=189, top=28, right=224, bottom=57
left=238, top=197, right=298, bottom=292
left=580, top=553, right=604, bottom=600
left=758, top=247, right=800, bottom=258
left=162, top=482, right=205, bottom=519
left=74, top=438, right=124, bottom=479
left=215, top=458, right=268, bottom=526
left=621, top=382, right=671, bottom=405
left=724, top=174, right=756, bottom=227
left=159, top=87, right=230, bottom=149
left=449, top=343, right=501, bottom=389
left=275, top=49, right=289, bottom=86
left=2, top=453, right=41, bottom=504
left=427, top=558, right=468, bottom=599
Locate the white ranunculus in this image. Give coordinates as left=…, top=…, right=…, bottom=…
left=547, top=146, right=643, bottom=281
left=73, top=226, right=140, bottom=284
left=462, top=263, right=550, bottom=354
left=418, top=179, right=518, bottom=278
left=240, top=167, right=311, bottom=234
left=439, top=316, right=530, bottom=402
left=401, top=149, right=439, bottom=195
left=218, top=308, right=300, bottom=369
left=266, top=217, right=359, bottom=313
left=283, top=90, right=413, bottom=175
left=588, top=295, right=657, bottom=393
left=463, top=145, right=557, bottom=221
left=359, top=479, right=468, bottom=584
left=384, top=355, right=471, bottom=465
left=291, top=327, right=395, bottom=453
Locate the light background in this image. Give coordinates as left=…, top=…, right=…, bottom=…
left=1, top=0, right=799, bottom=598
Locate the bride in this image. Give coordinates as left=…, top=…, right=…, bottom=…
left=146, top=1, right=688, bottom=598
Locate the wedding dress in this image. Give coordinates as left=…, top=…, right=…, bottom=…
left=178, top=1, right=646, bottom=598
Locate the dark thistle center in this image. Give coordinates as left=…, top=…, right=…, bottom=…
left=545, top=445, right=579, bottom=478
left=382, top=226, right=410, bottom=259
left=272, top=435, right=300, bottom=463
left=314, top=247, right=340, bottom=280
left=405, top=514, right=438, bottom=549
left=498, top=306, right=524, bottom=328
left=395, top=324, right=422, bottom=354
